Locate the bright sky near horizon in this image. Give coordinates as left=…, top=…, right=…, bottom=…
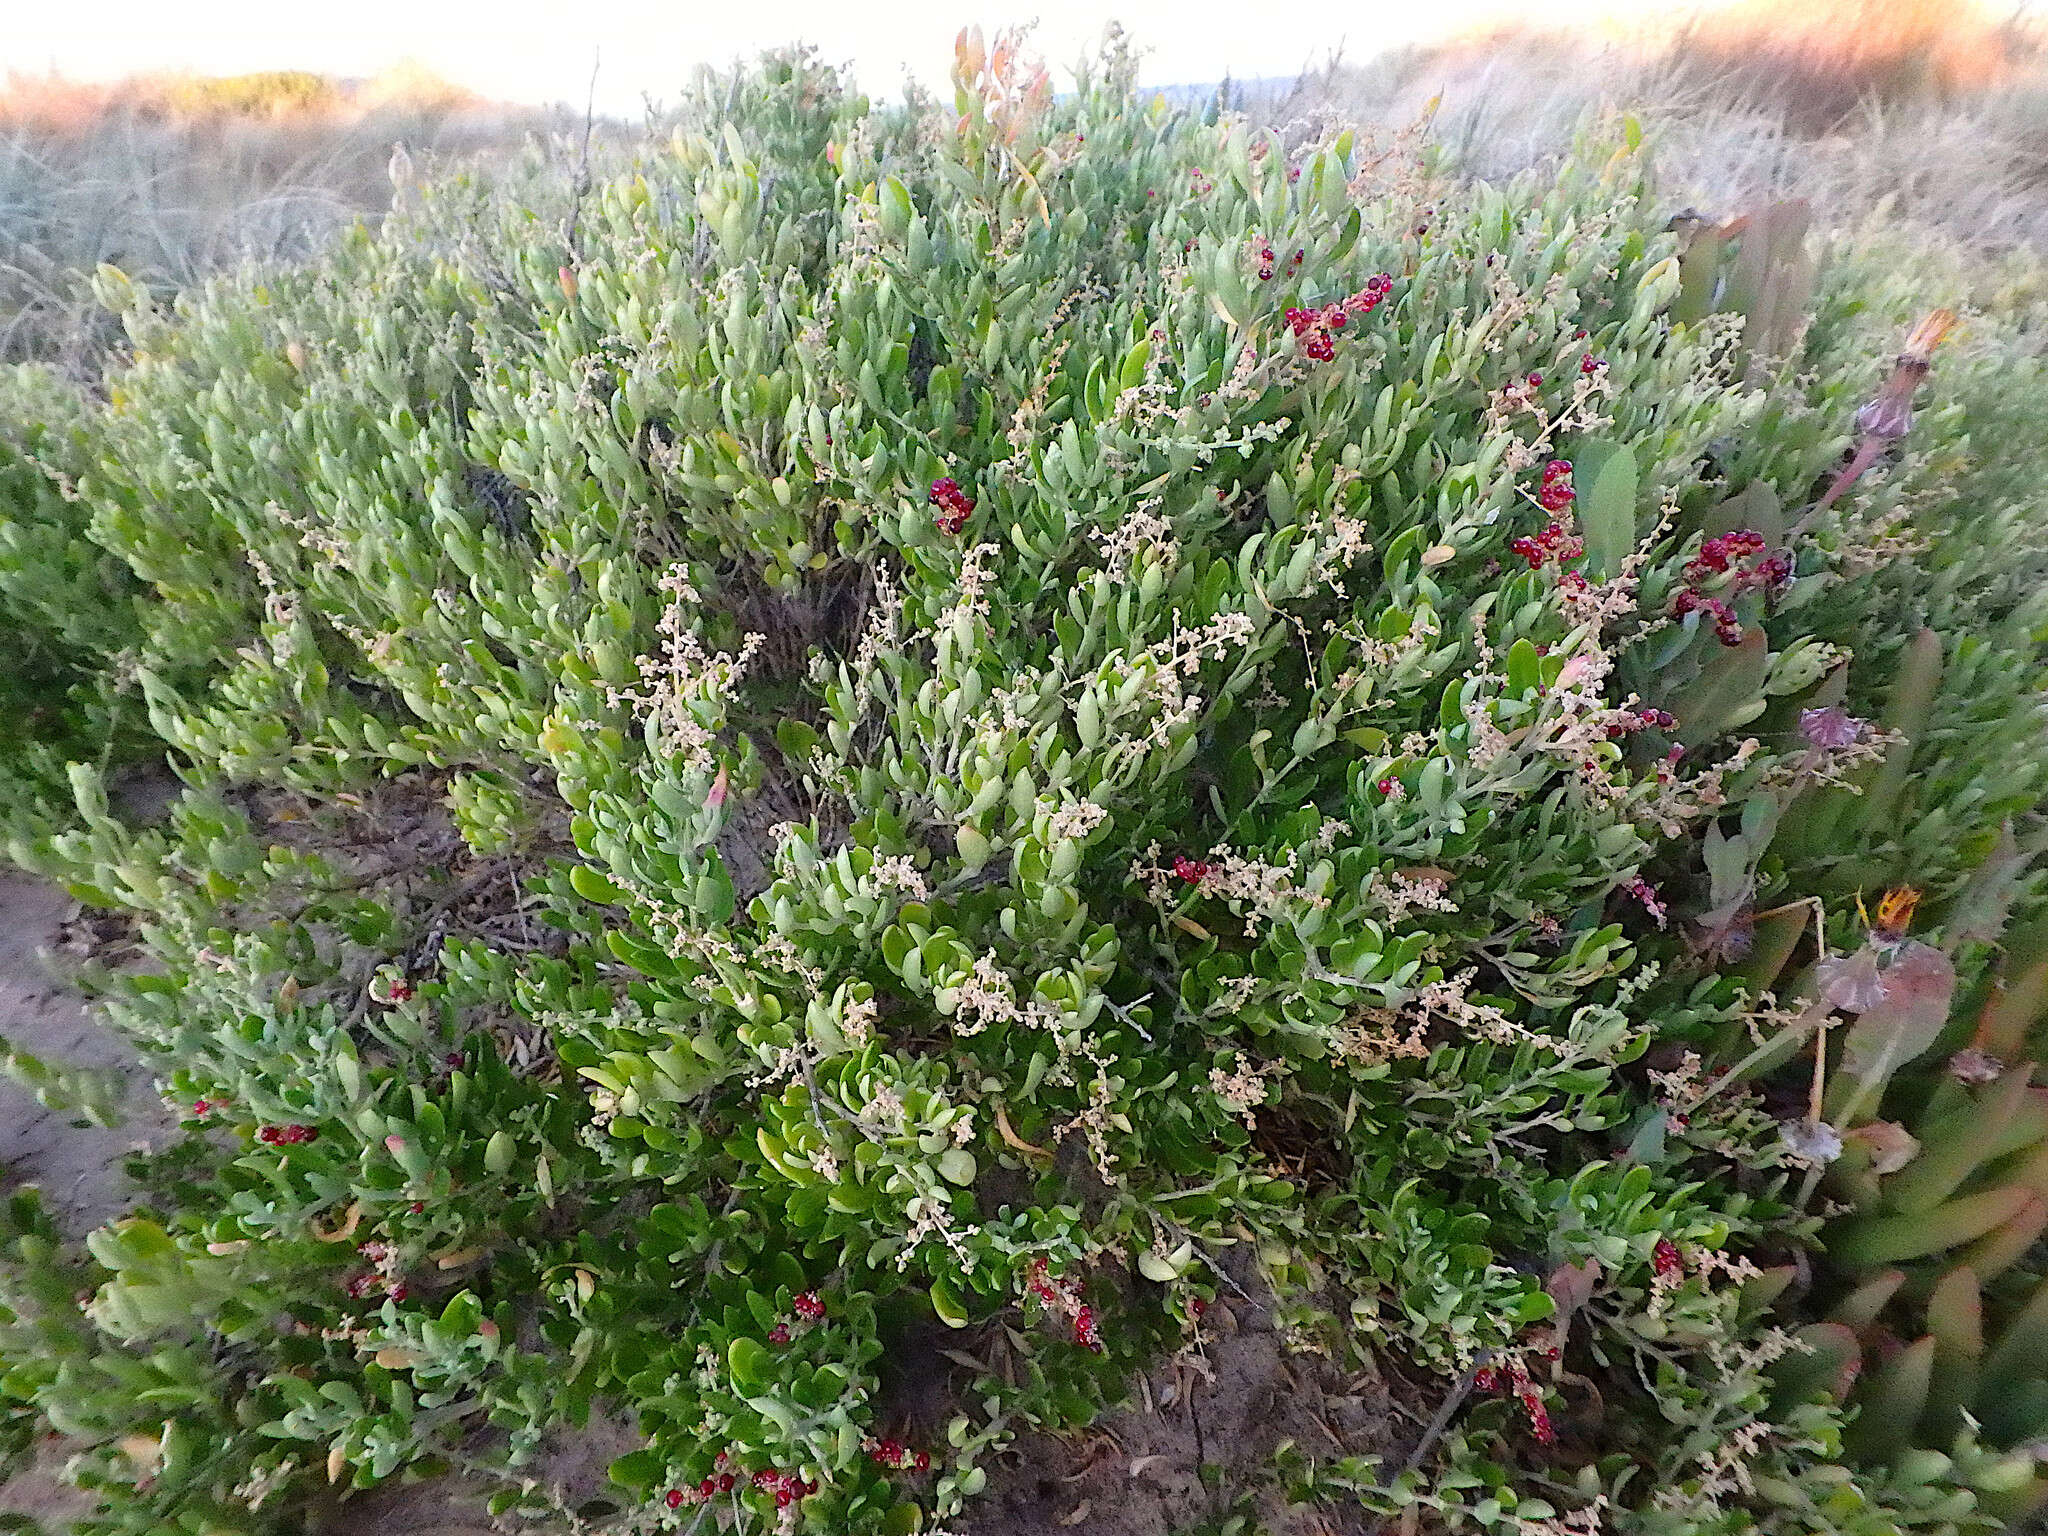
left=8, top=0, right=1751, bottom=115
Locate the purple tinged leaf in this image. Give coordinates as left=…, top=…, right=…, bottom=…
left=1799, top=706, right=1866, bottom=749
left=1818, top=946, right=1887, bottom=1013
left=1841, top=941, right=1958, bottom=1079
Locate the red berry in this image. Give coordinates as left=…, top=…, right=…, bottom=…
left=1072, top=1304, right=1101, bottom=1350
left=1526, top=371, right=1543, bottom=386
left=666, top=1489, right=685, bottom=1510
left=717, top=1473, right=736, bottom=1491
left=928, top=477, right=958, bottom=504
left=775, top=1487, right=796, bottom=1508
left=914, top=1450, right=931, bottom=1472
left=1473, top=1366, right=1499, bottom=1392
left=768, top=1322, right=792, bottom=1345
left=1172, top=855, right=1210, bottom=885
left=409, top=1201, right=426, bottom=1214
left=1754, top=552, right=1793, bottom=587
left=699, top=1478, right=717, bottom=1499
left=388, top=1283, right=408, bottom=1302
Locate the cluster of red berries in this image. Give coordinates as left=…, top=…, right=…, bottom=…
left=1509, top=464, right=1582, bottom=569
left=1471, top=1352, right=1557, bottom=1444
left=1508, top=522, right=1584, bottom=571
left=663, top=1453, right=748, bottom=1510
left=665, top=1475, right=733, bottom=1509
left=1254, top=244, right=1304, bottom=282
left=928, top=476, right=976, bottom=534
left=257, top=1123, right=318, bottom=1146
left=1073, top=1303, right=1101, bottom=1349
left=1652, top=1237, right=1684, bottom=1280
left=1283, top=274, right=1393, bottom=361
left=753, top=1467, right=818, bottom=1508
left=1580, top=353, right=1606, bottom=375
left=1604, top=705, right=1678, bottom=740
left=1671, top=589, right=1741, bottom=646
left=1671, top=528, right=1791, bottom=645
left=1506, top=463, right=1583, bottom=570
left=767, top=1290, right=826, bottom=1346
left=1026, top=1257, right=1104, bottom=1351
left=1172, top=854, right=1212, bottom=885
left=1669, top=527, right=1789, bottom=646
left=869, top=1438, right=934, bottom=1473
left=1683, top=528, right=1766, bottom=581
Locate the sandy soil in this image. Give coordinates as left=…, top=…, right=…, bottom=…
left=0, top=865, right=170, bottom=1527
left=0, top=869, right=170, bottom=1232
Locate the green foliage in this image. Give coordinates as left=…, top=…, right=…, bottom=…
left=0, top=31, right=2045, bottom=1536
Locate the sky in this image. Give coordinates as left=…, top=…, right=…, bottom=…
left=8, top=0, right=1700, bottom=115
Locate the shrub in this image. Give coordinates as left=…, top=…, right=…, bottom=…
left=2, top=30, right=2046, bottom=1536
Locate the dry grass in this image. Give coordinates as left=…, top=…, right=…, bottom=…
left=0, top=67, right=561, bottom=374
left=1245, top=0, right=2048, bottom=255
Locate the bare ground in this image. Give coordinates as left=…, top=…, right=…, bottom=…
left=0, top=864, right=170, bottom=1529
left=968, top=1296, right=1397, bottom=1536
left=0, top=869, right=169, bottom=1230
